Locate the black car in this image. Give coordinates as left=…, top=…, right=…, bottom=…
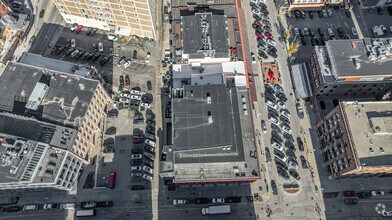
left=357, top=192, right=372, bottom=198
left=345, top=10, right=351, bottom=17
left=100, top=56, right=110, bottom=66
left=97, top=201, right=113, bottom=207
left=146, top=110, right=156, bottom=121
left=56, top=46, right=66, bottom=55
left=142, top=93, right=153, bottom=104
left=39, top=9, right=45, bottom=18
left=4, top=206, right=20, bottom=212
left=267, top=50, right=277, bottom=58
left=265, top=147, right=272, bottom=163
left=259, top=51, right=268, bottom=59
left=377, top=7, right=383, bottom=15
left=86, top=28, right=92, bottom=35
left=318, top=28, right=324, bottom=37
left=147, top=81, right=152, bottom=90
left=194, top=198, right=210, bottom=204
left=90, top=28, right=97, bottom=36
left=146, top=120, right=155, bottom=127
left=300, top=37, right=307, bottom=46
left=275, top=159, right=288, bottom=170
left=146, top=125, right=155, bottom=134
left=130, top=159, right=141, bottom=165
left=65, top=48, right=74, bottom=56
left=294, top=10, right=301, bottom=19
left=106, top=127, right=117, bottom=135
left=308, top=11, right=314, bottom=19
left=337, top=27, right=344, bottom=38
left=277, top=166, right=290, bottom=180
left=81, top=202, right=97, bottom=209
left=132, top=50, right=138, bottom=60
left=75, top=51, right=85, bottom=59
left=344, top=198, right=358, bottom=205
left=310, top=38, right=316, bottom=46
left=285, top=141, right=296, bottom=151
left=300, top=155, right=308, bottom=169
left=297, top=137, right=304, bottom=151
left=271, top=180, right=278, bottom=195
left=225, top=196, right=241, bottom=203
left=289, top=168, right=300, bottom=180
left=285, top=148, right=296, bottom=159
left=300, top=11, right=306, bottom=19
left=317, top=10, right=323, bottom=18
left=309, top=28, right=316, bottom=37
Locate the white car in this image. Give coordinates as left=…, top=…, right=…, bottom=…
left=303, top=28, right=309, bottom=36
left=146, top=52, right=151, bottom=64
left=251, top=0, right=258, bottom=4
left=272, top=142, right=283, bottom=151
left=71, top=39, right=76, bottom=48
left=382, top=211, right=392, bottom=217
left=98, top=42, right=104, bottom=53
left=282, top=125, right=292, bottom=134
left=261, top=120, right=267, bottom=133
left=274, top=84, right=284, bottom=93
left=131, top=166, right=142, bottom=171
left=123, top=60, right=132, bottom=68
left=266, top=100, right=277, bottom=109
left=131, top=89, right=141, bottom=95
left=131, top=154, right=142, bottom=160
left=266, top=39, right=276, bottom=47
left=173, top=199, right=189, bottom=205
left=131, top=95, right=141, bottom=100
left=294, top=28, right=300, bottom=36
left=252, top=8, right=260, bottom=15
left=212, top=198, right=225, bottom=204
left=108, top=34, right=118, bottom=41
left=371, top=191, right=384, bottom=196
left=131, top=172, right=142, bottom=177
left=142, top=174, right=153, bottom=182
left=143, top=166, right=154, bottom=174
left=322, top=10, right=328, bottom=18
left=351, top=27, right=357, bottom=36
left=119, top=98, right=130, bottom=103
left=43, top=204, right=59, bottom=210
left=60, top=203, right=76, bottom=209
left=269, top=117, right=279, bottom=125
left=144, top=139, right=156, bottom=147
left=141, top=102, right=151, bottom=108
left=281, top=110, right=291, bottom=119
left=119, top=93, right=130, bottom=99
left=144, top=151, right=155, bottom=160
left=251, top=52, right=256, bottom=64
left=115, top=46, right=120, bottom=57
left=328, top=28, right=334, bottom=37
left=288, top=160, right=299, bottom=169
left=277, top=101, right=285, bottom=109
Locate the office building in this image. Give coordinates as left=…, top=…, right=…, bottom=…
left=317, top=101, right=392, bottom=178
left=52, top=0, right=156, bottom=39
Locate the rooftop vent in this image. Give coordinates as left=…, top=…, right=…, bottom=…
left=206, top=93, right=211, bottom=104
left=25, top=82, right=49, bottom=110
left=207, top=111, right=213, bottom=123
left=352, top=58, right=361, bottom=69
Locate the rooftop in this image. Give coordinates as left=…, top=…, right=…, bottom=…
left=181, top=11, right=229, bottom=60
left=171, top=84, right=259, bottom=182
left=319, top=38, right=392, bottom=79
left=0, top=62, right=100, bottom=128
left=0, top=112, right=78, bottom=185
left=28, top=23, right=63, bottom=57
left=343, top=101, right=392, bottom=166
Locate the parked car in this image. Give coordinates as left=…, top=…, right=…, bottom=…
left=43, top=203, right=59, bottom=210
left=60, top=203, right=76, bottom=209
left=144, top=139, right=156, bottom=147
left=144, top=151, right=155, bottom=160
left=344, top=198, right=358, bottom=205
left=115, top=46, right=121, bottom=57
left=194, top=198, right=210, bottom=204
left=75, top=25, right=83, bottom=34
left=261, top=120, right=267, bottom=133
left=225, top=196, right=241, bottom=203
left=212, top=198, right=225, bottom=204
left=382, top=211, right=392, bottom=217
left=96, top=201, right=113, bottom=207
left=131, top=172, right=142, bottom=178
left=132, top=50, right=138, bottom=60
left=271, top=180, right=278, bottom=195
left=357, top=192, right=372, bottom=198
left=300, top=155, right=308, bottom=169
left=131, top=154, right=142, bottom=160
left=108, top=34, right=118, bottom=41
left=343, top=191, right=356, bottom=197
left=282, top=125, right=292, bottom=135
left=371, top=190, right=384, bottom=196
left=265, top=147, right=272, bottom=163
left=289, top=168, right=300, bottom=180
left=173, top=199, right=190, bottom=205
left=288, top=159, right=299, bottom=169
left=39, top=9, right=45, bottom=18
left=142, top=174, right=153, bottom=182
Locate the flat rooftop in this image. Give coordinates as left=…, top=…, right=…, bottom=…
left=324, top=38, right=392, bottom=79
left=181, top=11, right=229, bottom=59
left=343, top=101, right=392, bottom=166
left=171, top=85, right=259, bottom=182
left=0, top=62, right=99, bottom=128
left=0, top=113, right=77, bottom=184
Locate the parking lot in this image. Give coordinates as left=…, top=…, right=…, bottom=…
left=287, top=8, right=358, bottom=60
left=360, top=6, right=392, bottom=38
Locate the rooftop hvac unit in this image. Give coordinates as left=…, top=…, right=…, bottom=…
left=25, top=82, right=49, bottom=110
left=207, top=96, right=211, bottom=104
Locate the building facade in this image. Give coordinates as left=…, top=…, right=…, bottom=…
left=52, top=0, right=156, bottom=39
left=317, top=101, right=392, bottom=179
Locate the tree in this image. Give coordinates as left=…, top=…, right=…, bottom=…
left=284, top=25, right=292, bottom=40
left=288, top=41, right=300, bottom=55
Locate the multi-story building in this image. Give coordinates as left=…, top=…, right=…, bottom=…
left=52, top=0, right=156, bottom=39
left=287, top=0, right=325, bottom=11
left=304, top=38, right=392, bottom=117
left=0, top=112, right=83, bottom=190
left=317, top=101, right=392, bottom=179
left=0, top=62, right=111, bottom=164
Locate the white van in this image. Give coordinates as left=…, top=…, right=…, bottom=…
left=23, top=204, right=39, bottom=211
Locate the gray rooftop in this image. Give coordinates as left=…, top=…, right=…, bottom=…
left=172, top=84, right=244, bottom=164
left=172, top=0, right=235, bottom=7
left=0, top=62, right=99, bottom=128
left=343, top=101, right=392, bottom=167
left=324, top=38, right=392, bottom=79
left=28, top=23, right=63, bottom=57
left=181, top=11, right=229, bottom=59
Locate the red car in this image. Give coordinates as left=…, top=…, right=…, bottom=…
left=5, top=206, right=20, bottom=212
left=255, top=32, right=264, bottom=39
left=343, top=191, right=356, bottom=197
left=75, top=25, right=83, bottom=34
left=252, top=21, right=262, bottom=29
left=133, top=138, right=144, bottom=144
left=264, top=32, right=273, bottom=39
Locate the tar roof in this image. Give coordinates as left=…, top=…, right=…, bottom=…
left=326, top=38, right=392, bottom=78
left=343, top=101, right=392, bottom=166
left=172, top=84, right=244, bottom=164
left=0, top=62, right=99, bottom=128
left=29, top=23, right=63, bottom=56
left=181, top=11, right=229, bottom=59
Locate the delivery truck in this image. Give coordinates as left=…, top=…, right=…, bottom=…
left=202, top=205, right=231, bottom=215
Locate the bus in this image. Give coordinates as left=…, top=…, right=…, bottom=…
left=108, top=171, right=116, bottom=189
left=75, top=209, right=96, bottom=217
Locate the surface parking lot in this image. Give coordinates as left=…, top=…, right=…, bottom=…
left=361, top=7, right=392, bottom=38
left=287, top=8, right=358, bottom=60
